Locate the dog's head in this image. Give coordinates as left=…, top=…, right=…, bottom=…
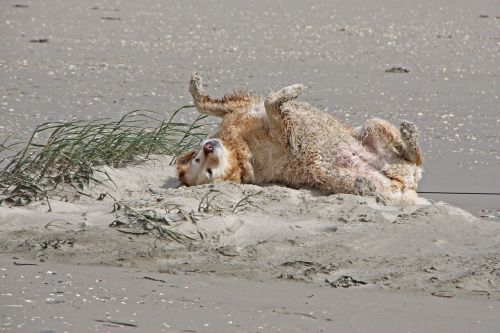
left=176, top=139, right=241, bottom=186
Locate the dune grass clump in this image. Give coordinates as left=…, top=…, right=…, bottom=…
left=0, top=106, right=209, bottom=205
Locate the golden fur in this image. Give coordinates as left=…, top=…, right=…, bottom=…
left=177, top=73, right=425, bottom=205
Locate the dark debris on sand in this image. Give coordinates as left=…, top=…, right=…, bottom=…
left=29, top=38, right=49, bottom=43
left=385, top=66, right=410, bottom=73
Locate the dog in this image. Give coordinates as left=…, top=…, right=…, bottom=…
left=176, top=73, right=424, bottom=205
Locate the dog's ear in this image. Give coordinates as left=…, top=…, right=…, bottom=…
left=176, top=151, right=195, bottom=166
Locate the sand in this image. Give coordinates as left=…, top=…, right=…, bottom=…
left=0, top=0, right=499, bottom=331
left=1, top=257, right=499, bottom=332
left=1, top=0, right=499, bottom=219
left=0, top=157, right=499, bottom=331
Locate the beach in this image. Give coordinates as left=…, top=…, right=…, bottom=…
left=0, top=0, right=499, bottom=331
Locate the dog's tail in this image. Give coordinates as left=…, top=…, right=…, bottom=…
left=189, top=72, right=256, bottom=117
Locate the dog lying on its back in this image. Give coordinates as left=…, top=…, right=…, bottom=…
left=176, top=73, right=425, bottom=205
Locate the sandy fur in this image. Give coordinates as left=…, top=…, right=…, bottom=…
left=178, top=73, right=425, bottom=205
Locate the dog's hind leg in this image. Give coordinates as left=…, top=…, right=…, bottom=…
left=319, top=166, right=411, bottom=204
left=310, top=165, right=385, bottom=198
left=356, top=118, right=422, bottom=166
left=189, top=72, right=257, bottom=117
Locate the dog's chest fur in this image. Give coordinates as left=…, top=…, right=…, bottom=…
left=215, top=109, right=289, bottom=184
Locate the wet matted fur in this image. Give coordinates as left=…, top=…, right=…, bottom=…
left=177, top=73, right=424, bottom=205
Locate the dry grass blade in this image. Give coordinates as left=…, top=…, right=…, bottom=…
left=232, top=191, right=263, bottom=214
left=198, top=189, right=225, bottom=213
left=112, top=203, right=193, bottom=243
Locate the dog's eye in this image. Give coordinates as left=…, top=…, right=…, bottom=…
left=194, top=158, right=200, bottom=163
left=207, top=168, right=213, bottom=177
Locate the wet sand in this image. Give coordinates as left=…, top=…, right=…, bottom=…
left=1, top=255, right=499, bottom=333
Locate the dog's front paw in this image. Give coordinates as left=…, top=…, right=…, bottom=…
left=189, top=72, right=204, bottom=96
left=278, top=84, right=304, bottom=100
left=267, top=84, right=304, bottom=105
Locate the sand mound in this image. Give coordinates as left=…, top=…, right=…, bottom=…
left=0, top=156, right=498, bottom=299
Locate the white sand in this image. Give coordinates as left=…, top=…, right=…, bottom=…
left=1, top=156, right=498, bottom=301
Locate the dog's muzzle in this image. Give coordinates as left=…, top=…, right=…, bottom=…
left=203, top=139, right=219, bottom=154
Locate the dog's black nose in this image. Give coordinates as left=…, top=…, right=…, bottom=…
left=203, top=139, right=220, bottom=154
left=203, top=141, right=214, bottom=153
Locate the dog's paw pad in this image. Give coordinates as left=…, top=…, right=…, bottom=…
left=400, top=120, right=417, bottom=137
left=400, top=121, right=418, bottom=141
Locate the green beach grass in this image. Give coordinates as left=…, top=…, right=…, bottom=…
left=0, top=106, right=210, bottom=206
